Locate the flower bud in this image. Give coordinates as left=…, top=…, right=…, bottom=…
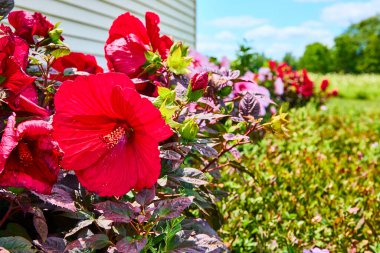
left=179, top=118, right=199, bottom=140
left=191, top=71, right=209, bottom=91
left=320, top=79, right=329, bottom=91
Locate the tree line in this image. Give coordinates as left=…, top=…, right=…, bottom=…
left=231, top=15, right=380, bottom=74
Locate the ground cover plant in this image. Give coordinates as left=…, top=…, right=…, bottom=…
left=218, top=74, right=380, bottom=252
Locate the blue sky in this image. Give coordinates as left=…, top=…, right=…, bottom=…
left=196, top=0, right=380, bottom=60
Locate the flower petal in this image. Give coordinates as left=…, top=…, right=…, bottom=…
left=106, top=12, right=150, bottom=45
left=0, top=114, right=17, bottom=173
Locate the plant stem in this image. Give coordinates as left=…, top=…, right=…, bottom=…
left=0, top=202, right=13, bottom=228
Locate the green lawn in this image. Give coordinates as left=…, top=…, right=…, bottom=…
left=218, top=74, right=380, bottom=252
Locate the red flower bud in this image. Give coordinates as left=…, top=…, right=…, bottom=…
left=331, top=89, right=338, bottom=96
left=320, top=79, right=329, bottom=91
left=191, top=71, right=208, bottom=91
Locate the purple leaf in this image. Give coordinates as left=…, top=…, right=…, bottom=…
left=65, top=219, right=93, bottom=238
left=0, top=0, right=14, bottom=20
left=180, top=219, right=228, bottom=253
left=193, top=144, right=218, bottom=158
left=136, top=186, right=156, bottom=206
left=31, top=207, right=48, bottom=242
left=239, top=92, right=261, bottom=118
left=94, top=201, right=137, bottom=224
left=178, top=168, right=208, bottom=186
left=160, top=149, right=182, bottom=160
left=33, top=184, right=76, bottom=212
left=65, top=234, right=110, bottom=251
left=194, top=113, right=228, bottom=121
left=116, top=237, right=147, bottom=253
left=40, top=237, right=66, bottom=252
left=230, top=147, right=242, bottom=161
left=155, top=196, right=194, bottom=219
left=223, top=133, right=249, bottom=141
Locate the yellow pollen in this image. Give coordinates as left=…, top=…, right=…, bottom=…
left=101, top=126, right=130, bottom=149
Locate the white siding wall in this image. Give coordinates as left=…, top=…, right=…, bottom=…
left=11, top=0, right=196, bottom=67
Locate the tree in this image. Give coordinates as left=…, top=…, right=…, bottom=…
left=282, top=52, right=298, bottom=69
left=231, top=44, right=267, bottom=73
left=333, top=15, right=380, bottom=73
left=299, top=42, right=332, bottom=73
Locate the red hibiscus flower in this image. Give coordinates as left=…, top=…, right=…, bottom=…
left=0, top=24, right=29, bottom=69
left=105, top=12, right=173, bottom=79
left=0, top=114, right=62, bottom=194
left=0, top=53, right=48, bottom=117
left=53, top=73, right=173, bottom=196
left=51, top=52, right=104, bottom=81
left=8, top=11, right=54, bottom=44
left=0, top=53, right=34, bottom=94
left=0, top=25, right=48, bottom=117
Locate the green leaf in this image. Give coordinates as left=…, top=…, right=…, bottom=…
left=219, top=85, right=233, bottom=97
left=0, top=236, right=33, bottom=253
left=141, top=51, right=162, bottom=76
left=154, top=87, right=176, bottom=108
left=179, top=118, right=199, bottom=140
left=0, top=75, right=6, bottom=85
left=51, top=48, right=70, bottom=59
left=186, top=83, right=204, bottom=102
left=167, top=42, right=192, bottom=75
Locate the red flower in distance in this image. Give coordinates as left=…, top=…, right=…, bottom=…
left=8, top=11, right=54, bottom=44
left=51, top=52, right=104, bottom=81
left=53, top=73, right=172, bottom=196
left=299, top=69, right=314, bottom=97
left=320, top=79, right=329, bottom=91
left=105, top=12, right=173, bottom=78
left=0, top=114, right=62, bottom=194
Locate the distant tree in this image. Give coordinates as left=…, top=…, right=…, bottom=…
left=358, top=34, right=380, bottom=73
left=299, top=42, right=332, bottom=73
left=282, top=52, right=298, bottom=69
left=333, top=34, right=360, bottom=73
left=333, top=15, right=380, bottom=73
left=231, top=44, right=267, bottom=73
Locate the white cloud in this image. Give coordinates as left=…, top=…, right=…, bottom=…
left=197, top=33, right=238, bottom=58
left=215, top=31, right=236, bottom=40
left=210, top=15, right=267, bottom=28
left=242, top=22, right=334, bottom=59
left=321, top=0, right=380, bottom=26
left=244, top=23, right=332, bottom=42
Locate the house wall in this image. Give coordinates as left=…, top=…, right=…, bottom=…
left=9, top=0, right=196, bottom=66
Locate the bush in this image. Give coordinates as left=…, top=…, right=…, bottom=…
left=218, top=100, right=380, bottom=252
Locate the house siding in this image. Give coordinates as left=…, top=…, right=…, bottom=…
left=10, top=0, right=196, bottom=66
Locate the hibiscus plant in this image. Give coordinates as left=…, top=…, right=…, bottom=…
left=0, top=6, right=290, bottom=253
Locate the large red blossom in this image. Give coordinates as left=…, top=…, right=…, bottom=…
left=8, top=11, right=54, bottom=44
left=51, top=52, right=104, bottom=81
left=53, top=73, right=173, bottom=196
left=0, top=114, right=62, bottom=194
left=0, top=24, right=29, bottom=69
left=0, top=25, right=48, bottom=117
left=105, top=12, right=173, bottom=79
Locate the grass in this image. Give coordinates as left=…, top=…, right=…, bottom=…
left=310, top=73, right=380, bottom=101
left=218, top=74, right=380, bottom=252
